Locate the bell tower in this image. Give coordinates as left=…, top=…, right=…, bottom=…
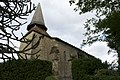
left=27, top=3, right=49, bottom=36
left=19, top=3, right=50, bottom=60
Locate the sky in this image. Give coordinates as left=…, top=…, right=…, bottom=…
left=19, top=0, right=117, bottom=63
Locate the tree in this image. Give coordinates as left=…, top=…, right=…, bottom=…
left=69, top=0, right=120, bottom=69
left=0, top=0, right=41, bottom=62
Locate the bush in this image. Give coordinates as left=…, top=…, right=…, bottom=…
left=71, top=57, right=120, bottom=80
left=95, top=69, right=119, bottom=76
left=72, top=57, right=106, bottom=79
left=45, top=76, right=57, bottom=80
left=90, top=75, right=120, bottom=80
left=0, top=59, right=52, bottom=80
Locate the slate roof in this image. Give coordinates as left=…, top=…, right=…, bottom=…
left=27, top=3, right=47, bottom=31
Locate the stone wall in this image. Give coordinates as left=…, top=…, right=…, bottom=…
left=20, top=31, right=89, bottom=80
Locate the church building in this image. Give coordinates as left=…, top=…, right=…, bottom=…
left=20, top=3, right=93, bottom=80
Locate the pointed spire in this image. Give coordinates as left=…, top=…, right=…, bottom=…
left=27, top=3, right=47, bottom=31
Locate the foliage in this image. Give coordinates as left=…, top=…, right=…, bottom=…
left=69, top=0, right=120, bottom=67
left=88, top=75, right=120, bottom=80
left=72, top=57, right=120, bottom=80
left=0, top=59, right=52, bottom=80
left=45, top=76, right=57, bottom=80
left=69, top=0, right=120, bottom=15
left=69, top=0, right=120, bottom=47
left=95, top=69, right=119, bottom=76
left=82, top=11, right=120, bottom=50
left=72, top=57, right=108, bottom=80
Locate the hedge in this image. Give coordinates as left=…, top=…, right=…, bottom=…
left=86, top=75, right=120, bottom=80
left=72, top=57, right=120, bottom=80
left=45, top=76, right=57, bottom=80
left=0, top=59, right=52, bottom=80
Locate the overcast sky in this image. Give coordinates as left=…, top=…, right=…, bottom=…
left=19, top=0, right=117, bottom=63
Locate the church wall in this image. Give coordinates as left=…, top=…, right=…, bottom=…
left=20, top=31, right=90, bottom=80
left=29, top=32, right=56, bottom=61
left=19, top=32, right=35, bottom=59
left=54, top=39, right=78, bottom=80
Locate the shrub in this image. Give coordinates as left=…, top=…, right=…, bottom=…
left=71, top=57, right=118, bottom=80
left=45, top=76, right=57, bottom=80
left=72, top=57, right=105, bottom=78
left=0, top=59, right=52, bottom=80
left=95, top=69, right=119, bottom=76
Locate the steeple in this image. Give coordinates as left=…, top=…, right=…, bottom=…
left=27, top=3, right=47, bottom=31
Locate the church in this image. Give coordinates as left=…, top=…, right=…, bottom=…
left=20, top=3, right=94, bottom=80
